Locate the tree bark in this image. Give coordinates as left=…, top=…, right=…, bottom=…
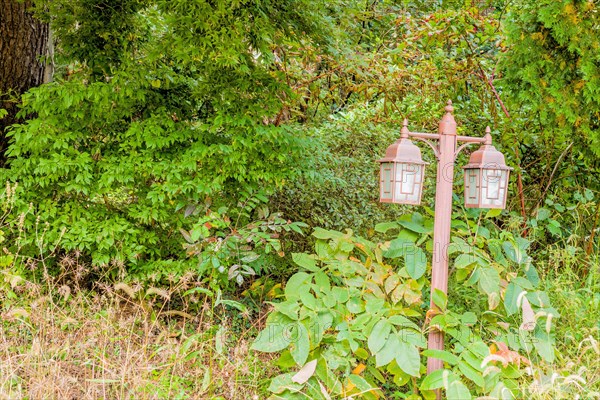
left=0, top=0, right=52, bottom=161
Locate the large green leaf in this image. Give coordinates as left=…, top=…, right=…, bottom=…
left=431, top=289, right=447, bottom=311
left=384, top=238, right=414, bottom=258
left=398, top=220, right=431, bottom=234
left=285, top=272, right=312, bottom=301
left=374, top=222, right=400, bottom=233
left=268, top=372, right=304, bottom=394
left=375, top=334, right=400, bottom=367
left=405, top=247, right=427, bottom=280
left=292, top=253, right=320, bottom=272
left=348, top=374, right=379, bottom=399
left=458, top=360, right=484, bottom=388
left=251, top=321, right=292, bottom=353
left=502, top=239, right=529, bottom=265
left=368, top=319, right=392, bottom=354
left=273, top=301, right=300, bottom=320
left=534, top=328, right=556, bottom=363
left=395, top=340, right=421, bottom=377
left=454, top=253, right=477, bottom=269
left=388, top=315, right=420, bottom=331
left=446, top=379, right=472, bottom=400
left=421, top=349, right=459, bottom=366
left=420, top=369, right=450, bottom=390
left=290, top=322, right=310, bottom=366
left=504, top=282, right=523, bottom=316
left=312, top=228, right=343, bottom=240
left=477, top=266, right=500, bottom=294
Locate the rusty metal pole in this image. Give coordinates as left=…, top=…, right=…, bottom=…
left=426, top=101, right=457, bottom=374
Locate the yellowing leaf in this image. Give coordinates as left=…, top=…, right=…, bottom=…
left=352, top=363, right=366, bottom=375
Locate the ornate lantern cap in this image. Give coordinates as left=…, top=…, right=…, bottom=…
left=378, top=119, right=428, bottom=165
left=462, top=127, right=512, bottom=170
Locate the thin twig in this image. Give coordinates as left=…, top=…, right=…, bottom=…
left=532, top=142, right=573, bottom=213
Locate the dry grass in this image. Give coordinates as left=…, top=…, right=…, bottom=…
left=0, top=277, right=276, bottom=400
left=0, top=243, right=598, bottom=399
left=524, top=256, right=600, bottom=400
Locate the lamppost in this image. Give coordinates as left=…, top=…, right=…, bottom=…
left=378, top=101, right=511, bottom=375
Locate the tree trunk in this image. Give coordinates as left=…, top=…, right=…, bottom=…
left=0, top=0, right=52, bottom=162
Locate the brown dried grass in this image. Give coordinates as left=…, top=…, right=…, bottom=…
left=0, top=277, right=276, bottom=400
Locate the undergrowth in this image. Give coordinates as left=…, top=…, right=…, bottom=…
left=0, top=269, right=277, bottom=400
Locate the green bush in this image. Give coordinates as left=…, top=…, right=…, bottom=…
left=273, top=104, right=415, bottom=238
left=251, top=211, right=557, bottom=399
left=2, top=0, right=333, bottom=275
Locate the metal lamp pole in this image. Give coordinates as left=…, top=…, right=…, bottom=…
left=379, top=100, right=511, bottom=376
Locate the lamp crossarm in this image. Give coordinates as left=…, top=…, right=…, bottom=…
left=405, top=130, right=491, bottom=161
left=407, top=131, right=440, bottom=140
left=408, top=132, right=489, bottom=144
left=456, top=135, right=488, bottom=144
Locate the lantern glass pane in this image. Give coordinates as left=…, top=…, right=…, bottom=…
left=481, top=169, right=508, bottom=208
left=464, top=169, right=480, bottom=207
left=380, top=162, right=393, bottom=201
left=393, top=163, right=423, bottom=204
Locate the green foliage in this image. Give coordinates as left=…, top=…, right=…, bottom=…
left=251, top=212, right=557, bottom=398
left=182, top=196, right=308, bottom=290
left=500, top=0, right=600, bottom=188
left=4, top=0, right=334, bottom=273
left=526, top=190, right=598, bottom=257
left=273, top=105, right=401, bottom=235
left=33, top=0, right=151, bottom=77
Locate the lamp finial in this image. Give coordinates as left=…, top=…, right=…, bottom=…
left=401, top=118, right=410, bottom=138
left=484, top=126, right=492, bottom=145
